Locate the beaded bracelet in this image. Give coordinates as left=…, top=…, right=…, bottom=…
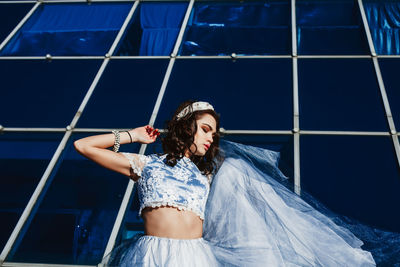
left=112, top=130, right=120, bottom=152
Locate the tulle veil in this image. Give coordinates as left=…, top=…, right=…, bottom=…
left=103, top=140, right=400, bottom=266
left=203, top=140, right=378, bottom=266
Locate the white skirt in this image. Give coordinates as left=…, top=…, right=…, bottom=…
left=104, top=235, right=219, bottom=267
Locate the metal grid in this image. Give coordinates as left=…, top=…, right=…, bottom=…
left=0, top=0, right=399, bottom=265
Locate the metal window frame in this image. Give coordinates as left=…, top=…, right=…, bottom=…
left=1, top=127, right=393, bottom=136
left=358, top=0, right=400, bottom=168
left=5, top=55, right=400, bottom=60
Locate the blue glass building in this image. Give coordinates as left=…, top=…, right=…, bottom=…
left=0, top=0, right=399, bottom=265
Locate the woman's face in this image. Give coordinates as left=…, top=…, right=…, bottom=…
left=189, top=113, right=217, bottom=156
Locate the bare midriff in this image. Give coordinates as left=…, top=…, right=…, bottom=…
left=142, top=206, right=203, bottom=239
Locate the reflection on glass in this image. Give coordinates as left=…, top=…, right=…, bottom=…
left=77, top=59, right=169, bottom=128
left=155, top=59, right=293, bottom=130
left=298, top=59, right=387, bottom=131
left=7, top=134, right=133, bottom=265
left=180, top=1, right=291, bottom=55
left=0, top=59, right=101, bottom=128
left=0, top=3, right=132, bottom=56
left=115, top=2, right=188, bottom=56
left=363, top=1, right=400, bottom=55
left=300, top=135, right=400, bottom=232
left=0, top=132, right=62, bottom=251
left=296, top=0, right=369, bottom=55
left=379, top=59, right=400, bottom=129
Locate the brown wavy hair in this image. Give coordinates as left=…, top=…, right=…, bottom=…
left=161, top=100, right=220, bottom=176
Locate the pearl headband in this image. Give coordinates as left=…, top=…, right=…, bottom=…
left=176, top=101, right=214, bottom=120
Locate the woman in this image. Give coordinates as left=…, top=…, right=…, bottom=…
left=75, top=100, right=221, bottom=266
left=75, top=100, right=376, bottom=266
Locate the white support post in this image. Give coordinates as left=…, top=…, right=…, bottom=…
left=293, top=57, right=301, bottom=196
left=291, top=0, right=301, bottom=195
left=291, top=0, right=297, bottom=57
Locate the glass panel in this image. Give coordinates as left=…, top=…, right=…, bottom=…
left=0, top=59, right=101, bottom=128
left=155, top=59, right=293, bottom=130
left=0, top=4, right=33, bottom=44
left=298, top=59, right=388, bottom=131
left=115, top=2, right=188, bottom=56
left=379, top=59, right=400, bottom=129
left=7, top=133, right=133, bottom=265
left=77, top=59, right=169, bottom=128
left=300, top=135, right=400, bottom=232
left=0, top=132, right=62, bottom=250
left=180, top=1, right=291, bottom=56
left=296, top=0, right=370, bottom=55
left=363, top=1, right=400, bottom=55
left=0, top=3, right=132, bottom=56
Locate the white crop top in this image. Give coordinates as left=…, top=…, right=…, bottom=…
left=121, top=153, right=210, bottom=220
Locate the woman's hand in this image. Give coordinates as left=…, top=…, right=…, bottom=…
left=130, top=125, right=160, bottom=144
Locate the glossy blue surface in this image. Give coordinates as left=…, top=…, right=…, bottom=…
left=299, top=58, right=388, bottom=131
left=180, top=1, right=291, bottom=55
left=0, top=132, right=62, bottom=252
left=297, top=0, right=370, bottom=55
left=155, top=59, right=293, bottom=130
left=1, top=3, right=132, bottom=56
left=0, top=59, right=101, bottom=128
left=77, top=59, right=168, bottom=128
left=301, top=134, right=400, bottom=232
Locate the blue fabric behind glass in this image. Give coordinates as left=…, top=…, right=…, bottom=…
left=0, top=133, right=62, bottom=252
left=139, top=3, right=187, bottom=56
left=115, top=3, right=187, bottom=56
left=364, top=2, right=400, bottom=55
left=379, top=59, right=400, bottom=128
left=0, top=60, right=101, bottom=127
left=180, top=2, right=291, bottom=55
left=0, top=4, right=33, bottom=44
left=296, top=0, right=369, bottom=54
left=298, top=59, right=388, bottom=131
left=7, top=134, right=130, bottom=265
left=77, top=59, right=169, bottom=128
left=0, top=3, right=131, bottom=56
left=300, top=135, right=400, bottom=232
left=154, top=59, right=293, bottom=130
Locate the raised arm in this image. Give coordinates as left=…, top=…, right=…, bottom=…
left=74, top=126, right=159, bottom=181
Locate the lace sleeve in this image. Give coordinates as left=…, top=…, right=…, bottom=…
left=121, top=153, right=150, bottom=177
